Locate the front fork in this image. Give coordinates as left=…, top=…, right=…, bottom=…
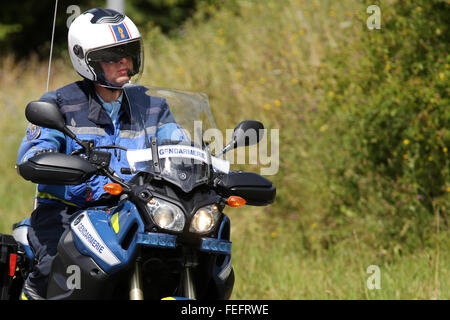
left=182, top=266, right=197, bottom=300
left=181, top=247, right=198, bottom=300
left=128, top=249, right=199, bottom=300
left=129, top=261, right=144, bottom=300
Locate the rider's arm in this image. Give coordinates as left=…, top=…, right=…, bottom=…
left=155, top=99, right=190, bottom=144
left=17, top=91, right=66, bottom=164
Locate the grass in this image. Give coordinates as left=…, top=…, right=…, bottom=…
left=229, top=207, right=449, bottom=299
left=0, top=0, right=448, bottom=299
left=0, top=56, right=76, bottom=232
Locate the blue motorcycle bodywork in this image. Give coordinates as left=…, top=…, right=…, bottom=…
left=12, top=200, right=233, bottom=299
left=70, top=201, right=145, bottom=274
left=68, top=200, right=232, bottom=275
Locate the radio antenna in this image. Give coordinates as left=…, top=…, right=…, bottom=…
left=46, top=0, right=59, bottom=92
left=33, top=0, right=59, bottom=211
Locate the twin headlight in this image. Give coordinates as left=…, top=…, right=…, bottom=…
left=189, top=204, right=220, bottom=234
left=147, top=198, right=220, bottom=234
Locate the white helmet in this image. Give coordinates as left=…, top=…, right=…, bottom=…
left=68, top=8, right=143, bottom=88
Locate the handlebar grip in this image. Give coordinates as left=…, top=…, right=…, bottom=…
left=121, top=168, right=132, bottom=174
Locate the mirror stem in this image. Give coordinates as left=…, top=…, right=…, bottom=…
left=218, top=140, right=236, bottom=157
left=62, top=126, right=89, bottom=152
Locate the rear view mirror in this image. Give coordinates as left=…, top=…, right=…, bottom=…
left=219, top=120, right=264, bottom=156
left=25, top=101, right=78, bottom=141
left=232, top=120, right=264, bottom=147
left=25, top=101, right=66, bottom=132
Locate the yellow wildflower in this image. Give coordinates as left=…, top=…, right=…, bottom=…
left=274, top=99, right=281, bottom=107
left=289, top=34, right=298, bottom=43
left=214, top=37, right=225, bottom=46
left=403, top=139, right=410, bottom=145
left=264, top=104, right=271, bottom=110
left=443, top=147, right=448, bottom=153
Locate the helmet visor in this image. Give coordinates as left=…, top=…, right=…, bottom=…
left=86, top=38, right=143, bottom=87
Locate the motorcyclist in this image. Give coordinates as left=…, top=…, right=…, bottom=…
left=16, top=8, right=186, bottom=300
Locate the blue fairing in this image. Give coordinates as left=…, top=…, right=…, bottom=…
left=70, top=201, right=144, bottom=274
left=68, top=202, right=232, bottom=281
left=212, top=215, right=233, bottom=283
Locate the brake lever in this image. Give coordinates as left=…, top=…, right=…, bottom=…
left=101, top=166, right=132, bottom=191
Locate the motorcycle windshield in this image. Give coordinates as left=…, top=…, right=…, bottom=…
left=122, top=84, right=229, bottom=192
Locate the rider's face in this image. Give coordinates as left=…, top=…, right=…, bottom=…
left=100, top=57, right=133, bottom=86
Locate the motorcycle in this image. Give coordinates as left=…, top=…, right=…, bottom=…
left=0, top=85, right=276, bottom=300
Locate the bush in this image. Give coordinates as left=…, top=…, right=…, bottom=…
left=319, top=0, right=449, bottom=250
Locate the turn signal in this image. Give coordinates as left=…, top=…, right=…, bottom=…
left=103, top=183, right=123, bottom=195
left=227, top=196, right=246, bottom=207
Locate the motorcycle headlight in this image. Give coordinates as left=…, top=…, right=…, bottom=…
left=147, top=198, right=185, bottom=232
left=190, top=204, right=220, bottom=234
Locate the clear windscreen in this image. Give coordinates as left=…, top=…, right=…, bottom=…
left=122, top=84, right=229, bottom=192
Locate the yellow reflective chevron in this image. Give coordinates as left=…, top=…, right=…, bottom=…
left=37, top=192, right=80, bottom=208
left=111, top=213, right=119, bottom=233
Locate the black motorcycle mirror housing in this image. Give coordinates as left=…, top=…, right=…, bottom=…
left=25, top=101, right=78, bottom=142
left=233, top=120, right=264, bottom=147
left=219, top=120, right=264, bottom=156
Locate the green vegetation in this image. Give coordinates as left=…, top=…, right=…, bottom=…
left=0, top=0, right=448, bottom=299
left=0, top=0, right=222, bottom=58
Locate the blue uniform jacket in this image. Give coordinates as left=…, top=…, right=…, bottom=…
left=17, top=80, right=185, bottom=208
